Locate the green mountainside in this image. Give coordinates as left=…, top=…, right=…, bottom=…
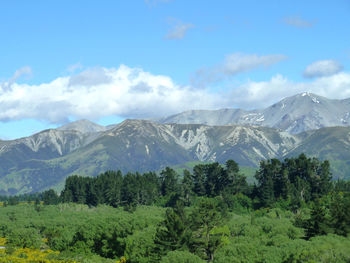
left=0, top=119, right=350, bottom=195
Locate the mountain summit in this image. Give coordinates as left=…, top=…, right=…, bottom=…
left=57, top=119, right=107, bottom=133
left=159, top=93, right=350, bottom=133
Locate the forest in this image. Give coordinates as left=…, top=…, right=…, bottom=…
left=0, top=153, right=350, bottom=262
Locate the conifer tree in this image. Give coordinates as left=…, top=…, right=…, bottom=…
left=222, top=159, right=248, bottom=195
left=330, top=193, right=350, bottom=236
left=181, top=169, right=194, bottom=206
left=192, top=165, right=206, bottom=196
left=189, top=198, right=228, bottom=262
left=305, top=199, right=330, bottom=239
left=160, top=167, right=179, bottom=197
left=153, top=201, right=189, bottom=260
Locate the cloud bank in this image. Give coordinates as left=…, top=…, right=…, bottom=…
left=0, top=65, right=224, bottom=123
left=303, top=60, right=343, bottom=78
left=0, top=65, right=349, bottom=123
left=229, top=72, right=350, bottom=109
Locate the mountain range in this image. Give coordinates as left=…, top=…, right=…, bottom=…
left=159, top=92, right=350, bottom=134
left=1, top=92, right=350, bottom=195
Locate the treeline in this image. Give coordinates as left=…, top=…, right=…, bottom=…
left=45, top=154, right=348, bottom=210
left=42, top=154, right=350, bottom=239
left=57, top=160, right=249, bottom=209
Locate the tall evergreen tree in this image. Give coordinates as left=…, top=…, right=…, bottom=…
left=192, top=165, right=206, bottom=197
left=330, top=193, right=350, bottom=236
left=121, top=173, right=140, bottom=206
left=305, top=199, right=330, bottom=239
left=104, top=170, right=123, bottom=208
left=42, top=189, right=59, bottom=205
left=181, top=169, right=194, bottom=206
left=205, top=163, right=224, bottom=197
left=160, top=167, right=179, bottom=197
left=222, top=160, right=248, bottom=195
left=189, top=198, right=228, bottom=262
left=153, top=201, right=189, bottom=260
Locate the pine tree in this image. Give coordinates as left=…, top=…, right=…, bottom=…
left=330, top=193, right=350, bottom=236
left=192, top=165, right=206, bottom=196
left=205, top=163, right=224, bottom=197
left=153, top=202, right=189, bottom=260
left=104, top=170, right=123, bottom=207
left=121, top=173, right=140, bottom=206
left=181, top=169, right=194, bottom=206
left=42, top=189, right=59, bottom=205
left=189, top=198, right=227, bottom=262
left=160, top=167, right=179, bottom=197
left=305, top=199, right=330, bottom=239
left=222, top=159, right=248, bottom=195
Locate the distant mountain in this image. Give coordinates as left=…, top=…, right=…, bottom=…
left=57, top=119, right=107, bottom=133
left=2, top=92, right=350, bottom=195
left=286, top=126, right=350, bottom=179
left=0, top=120, right=300, bottom=195
left=159, top=93, right=350, bottom=133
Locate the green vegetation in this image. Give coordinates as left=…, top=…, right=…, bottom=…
left=0, top=154, right=349, bottom=262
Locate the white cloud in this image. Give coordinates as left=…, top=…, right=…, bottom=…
left=303, top=60, right=343, bottom=78
left=283, top=16, right=314, bottom=28
left=192, top=53, right=287, bottom=87
left=165, top=20, right=194, bottom=40
left=68, top=67, right=112, bottom=87
left=0, top=65, right=225, bottom=123
left=223, top=53, right=287, bottom=75
left=1, top=66, right=33, bottom=92
left=229, top=72, right=350, bottom=109
left=1, top=65, right=349, bottom=123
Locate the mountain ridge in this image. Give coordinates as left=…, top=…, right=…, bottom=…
left=1, top=92, right=350, bottom=195
left=159, top=92, right=350, bottom=133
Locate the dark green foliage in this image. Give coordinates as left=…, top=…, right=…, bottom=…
left=181, top=169, right=194, bottom=206
left=188, top=198, right=228, bottom=261
left=160, top=167, right=180, bottom=197
left=153, top=202, right=189, bottom=260
left=254, top=154, right=332, bottom=208
left=330, top=193, right=350, bottom=236
left=7, top=196, right=19, bottom=206
left=42, top=189, right=59, bottom=205
left=222, top=160, right=248, bottom=195
left=58, top=160, right=250, bottom=208
left=305, top=199, right=330, bottom=239
left=60, top=170, right=161, bottom=207
left=61, top=175, right=89, bottom=203
left=192, top=165, right=206, bottom=197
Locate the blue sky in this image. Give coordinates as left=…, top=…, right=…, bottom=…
left=0, top=0, right=349, bottom=139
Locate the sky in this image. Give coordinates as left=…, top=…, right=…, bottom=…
left=0, top=0, right=350, bottom=139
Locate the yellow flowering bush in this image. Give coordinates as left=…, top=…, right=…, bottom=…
left=116, top=257, right=126, bottom=263
left=0, top=238, right=76, bottom=263
left=0, top=238, right=6, bottom=246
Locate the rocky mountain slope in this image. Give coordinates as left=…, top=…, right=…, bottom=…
left=159, top=92, right=350, bottom=133
left=0, top=120, right=301, bottom=195
left=1, top=92, right=350, bottom=195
